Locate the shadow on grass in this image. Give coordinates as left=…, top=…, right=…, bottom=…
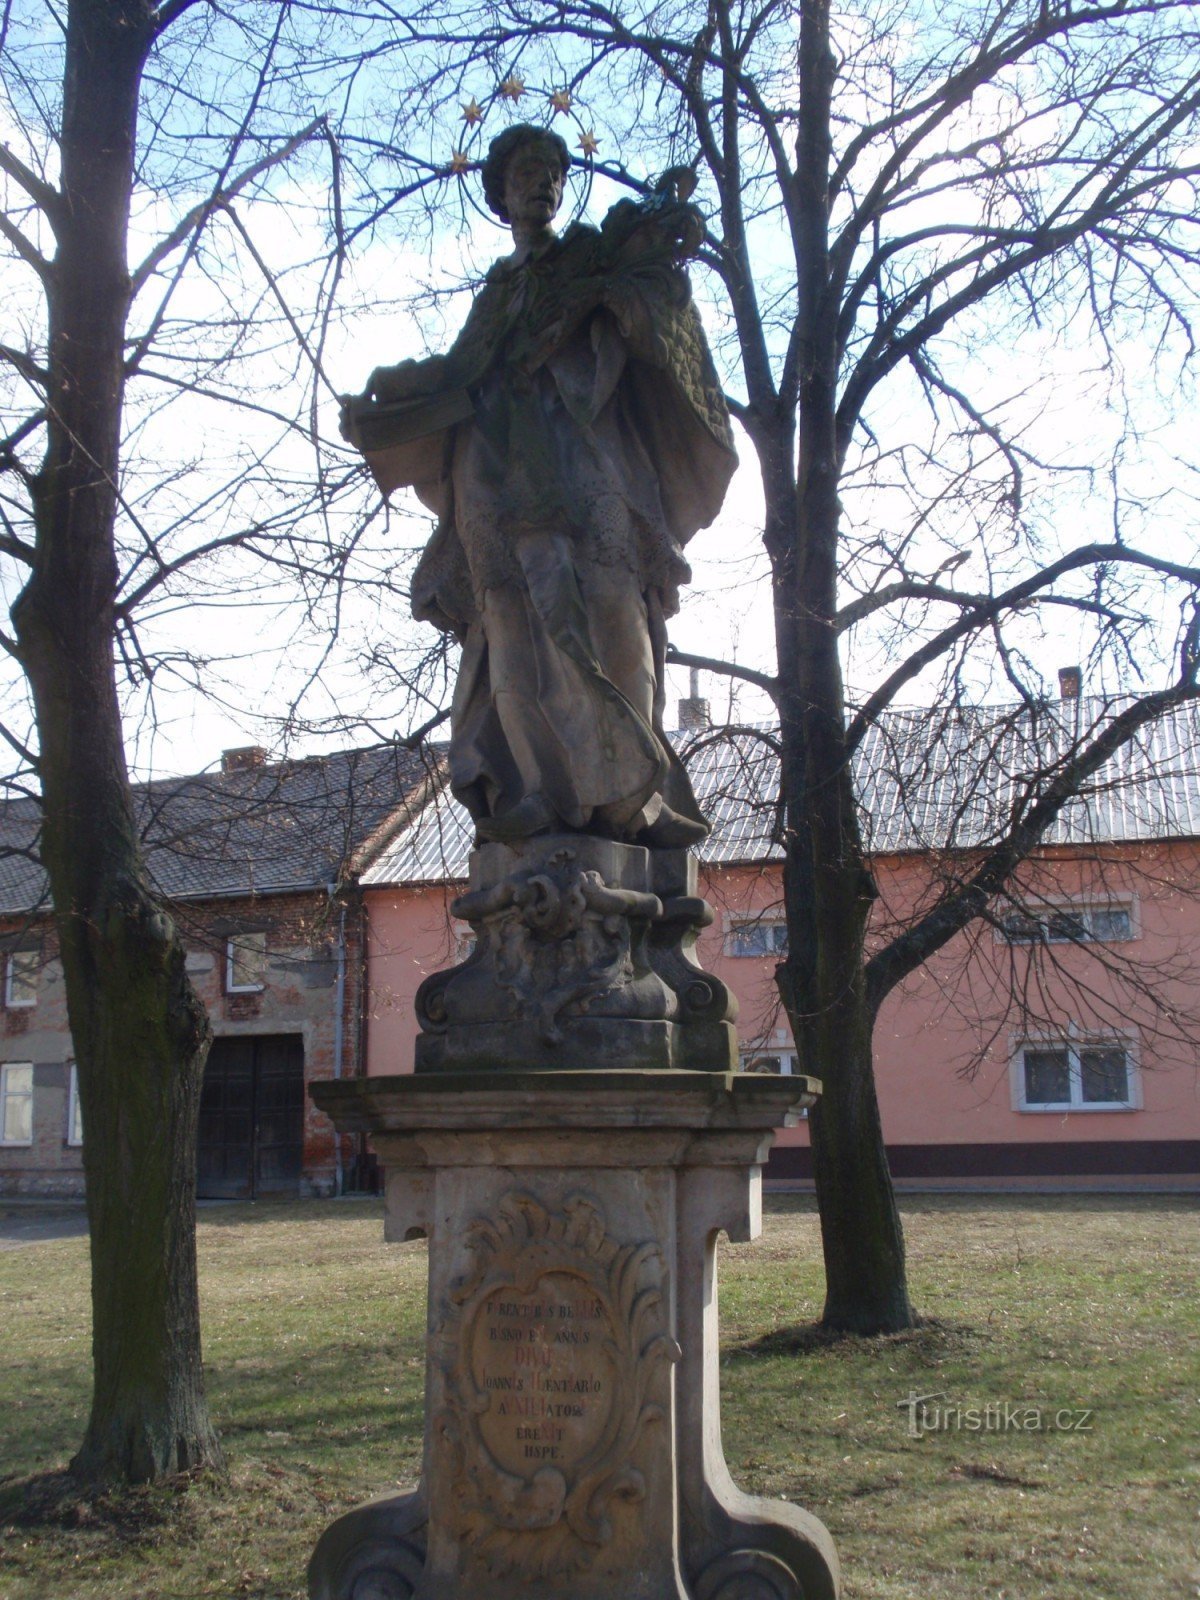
left=0, top=1465, right=205, bottom=1544
left=727, top=1314, right=980, bottom=1359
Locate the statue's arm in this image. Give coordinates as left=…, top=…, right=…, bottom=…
left=341, top=279, right=507, bottom=431
left=365, top=351, right=452, bottom=405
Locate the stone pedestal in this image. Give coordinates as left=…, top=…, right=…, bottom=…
left=308, top=1072, right=840, bottom=1600
left=413, top=838, right=738, bottom=1074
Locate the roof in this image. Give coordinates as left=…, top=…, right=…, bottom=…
left=362, top=694, right=1200, bottom=885
left=0, top=742, right=436, bottom=916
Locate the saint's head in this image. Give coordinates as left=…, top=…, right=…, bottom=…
left=482, top=124, right=572, bottom=237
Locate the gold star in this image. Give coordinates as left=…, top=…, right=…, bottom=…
left=460, top=98, right=484, bottom=125
left=449, top=149, right=470, bottom=175
left=498, top=73, right=525, bottom=101
left=577, top=129, right=600, bottom=157
left=549, top=88, right=572, bottom=115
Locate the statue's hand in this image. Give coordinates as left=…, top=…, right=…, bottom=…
left=368, top=354, right=452, bottom=403
left=338, top=392, right=364, bottom=441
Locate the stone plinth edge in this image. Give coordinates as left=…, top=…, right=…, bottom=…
left=311, top=1069, right=818, bottom=1133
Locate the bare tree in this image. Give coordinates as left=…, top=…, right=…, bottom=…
left=335, top=0, right=1200, bottom=1331
left=0, top=0, right=448, bottom=1483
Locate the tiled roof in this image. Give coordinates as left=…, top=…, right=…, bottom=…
left=0, top=742, right=436, bottom=916
left=362, top=694, right=1200, bottom=885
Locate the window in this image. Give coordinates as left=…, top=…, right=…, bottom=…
left=726, top=916, right=788, bottom=957
left=740, top=1048, right=798, bottom=1076
left=0, top=1062, right=33, bottom=1144
left=225, top=931, right=267, bottom=993
left=1014, top=1040, right=1136, bottom=1111
left=5, top=948, right=39, bottom=1008
left=999, top=903, right=1133, bottom=945
left=67, top=1064, right=83, bottom=1147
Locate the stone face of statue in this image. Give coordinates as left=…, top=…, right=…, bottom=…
left=501, top=141, right=565, bottom=244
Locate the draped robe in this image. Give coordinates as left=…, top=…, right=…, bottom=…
left=344, top=202, right=737, bottom=841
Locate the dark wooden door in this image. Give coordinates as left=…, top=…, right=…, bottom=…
left=197, top=1034, right=305, bottom=1199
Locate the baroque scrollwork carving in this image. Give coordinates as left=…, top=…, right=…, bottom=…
left=433, top=1192, right=679, bottom=1577
left=451, top=846, right=663, bottom=1044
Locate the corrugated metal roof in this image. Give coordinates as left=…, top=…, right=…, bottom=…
left=0, top=742, right=435, bottom=916
left=362, top=694, right=1200, bottom=885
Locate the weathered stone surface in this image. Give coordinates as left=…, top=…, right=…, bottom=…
left=414, top=839, right=737, bottom=1073
left=308, top=1073, right=840, bottom=1600
left=340, top=125, right=737, bottom=851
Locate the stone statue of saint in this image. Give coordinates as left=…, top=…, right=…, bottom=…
left=342, top=124, right=737, bottom=849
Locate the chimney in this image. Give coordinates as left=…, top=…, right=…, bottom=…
left=678, top=667, right=710, bottom=732
left=221, top=745, right=268, bottom=775
left=1058, top=666, right=1082, bottom=701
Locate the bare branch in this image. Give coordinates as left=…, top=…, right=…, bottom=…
left=846, top=545, right=1200, bottom=751
left=128, top=116, right=326, bottom=299
left=0, top=142, right=63, bottom=226
left=666, top=643, right=778, bottom=698
left=865, top=675, right=1200, bottom=1012
left=0, top=212, right=51, bottom=281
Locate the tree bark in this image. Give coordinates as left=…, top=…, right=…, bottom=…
left=12, top=0, right=222, bottom=1484
left=773, top=0, right=914, bottom=1334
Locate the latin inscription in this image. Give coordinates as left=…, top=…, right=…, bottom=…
left=471, top=1270, right=614, bottom=1475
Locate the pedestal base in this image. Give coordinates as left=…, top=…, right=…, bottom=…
left=414, top=840, right=739, bottom=1074
left=309, top=1072, right=840, bottom=1600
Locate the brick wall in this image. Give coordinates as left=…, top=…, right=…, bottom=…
left=0, top=887, right=365, bottom=1199
left=0, top=920, right=79, bottom=1196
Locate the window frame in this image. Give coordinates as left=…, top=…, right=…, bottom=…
left=739, top=1047, right=799, bottom=1076
left=66, top=1062, right=83, bottom=1147
left=996, top=898, right=1137, bottom=947
left=0, top=1061, right=34, bottom=1145
left=4, top=948, right=39, bottom=1009
left=224, top=931, right=267, bottom=994
left=1010, top=1034, right=1140, bottom=1113
left=725, top=914, right=789, bottom=958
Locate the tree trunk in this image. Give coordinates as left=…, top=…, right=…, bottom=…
left=773, top=453, right=914, bottom=1333
left=12, top=0, right=222, bottom=1484
left=773, top=0, right=914, bottom=1334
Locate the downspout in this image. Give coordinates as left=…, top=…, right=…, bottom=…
left=330, top=886, right=347, bottom=1197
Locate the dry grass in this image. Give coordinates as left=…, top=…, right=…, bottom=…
left=0, top=1192, right=1197, bottom=1598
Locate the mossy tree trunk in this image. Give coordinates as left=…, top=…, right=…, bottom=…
left=12, top=0, right=222, bottom=1483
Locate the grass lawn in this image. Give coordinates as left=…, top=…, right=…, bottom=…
left=0, top=1192, right=1196, bottom=1599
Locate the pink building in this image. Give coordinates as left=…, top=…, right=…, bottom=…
left=3, top=696, right=1195, bottom=1196
left=361, top=699, right=1200, bottom=1190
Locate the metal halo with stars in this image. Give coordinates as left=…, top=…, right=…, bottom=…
left=442, top=77, right=599, bottom=227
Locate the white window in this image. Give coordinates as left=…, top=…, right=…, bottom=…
left=0, top=1062, right=33, bottom=1144
left=726, top=916, right=788, bottom=957
left=740, top=1047, right=799, bottom=1076
left=5, top=949, right=39, bottom=1008
left=999, top=902, right=1134, bottom=945
left=67, top=1064, right=83, bottom=1147
left=225, top=931, right=267, bottom=993
left=1013, top=1039, right=1138, bottom=1112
